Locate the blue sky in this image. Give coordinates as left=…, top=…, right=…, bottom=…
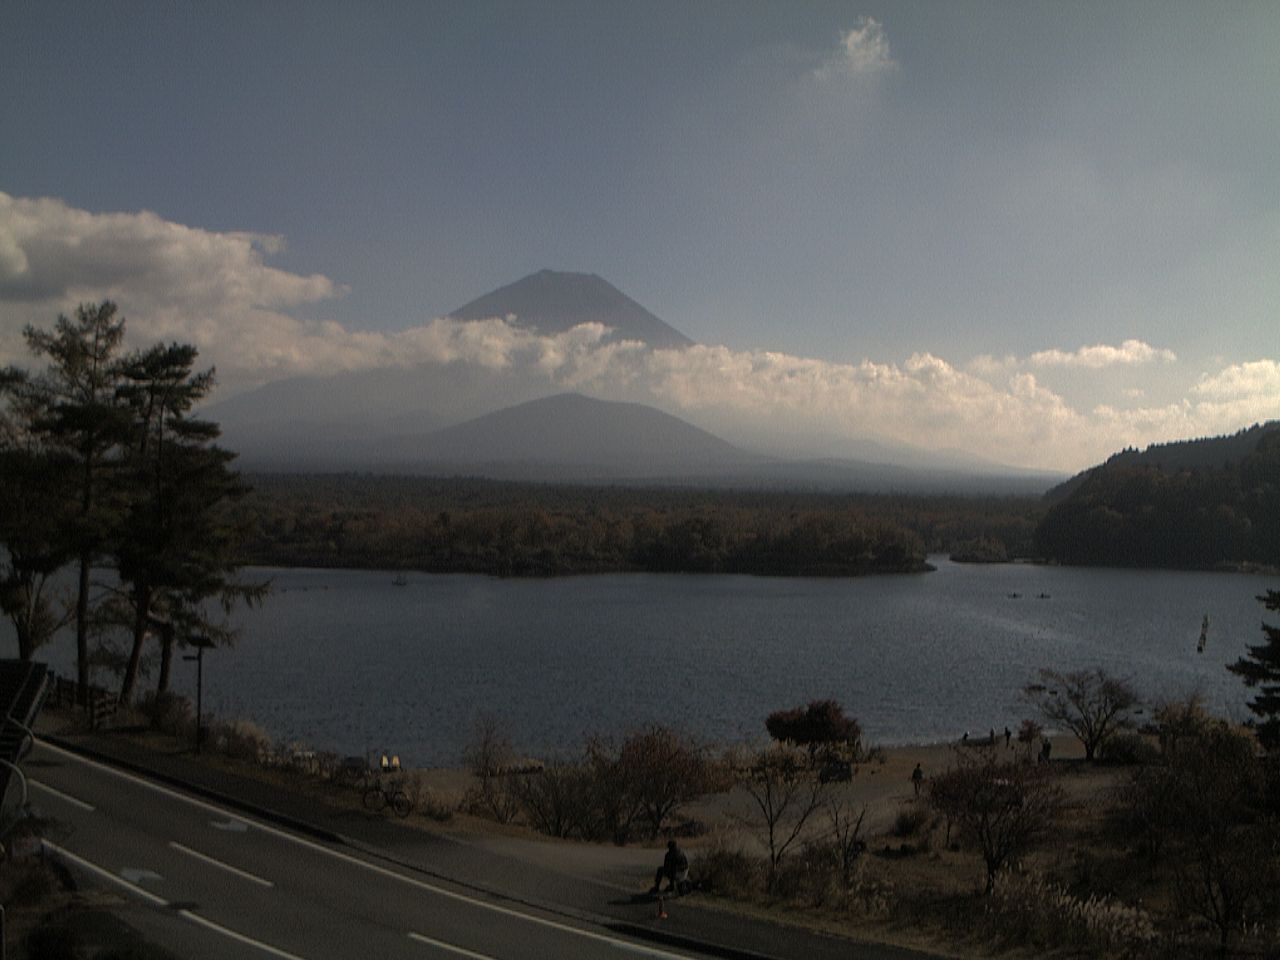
left=2, top=1, right=1278, bottom=471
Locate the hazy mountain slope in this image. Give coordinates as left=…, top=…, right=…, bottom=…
left=368, top=392, right=753, bottom=476
left=448, top=269, right=694, bottom=349
left=205, top=363, right=554, bottom=465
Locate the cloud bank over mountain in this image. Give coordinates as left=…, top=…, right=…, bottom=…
left=2, top=193, right=1277, bottom=473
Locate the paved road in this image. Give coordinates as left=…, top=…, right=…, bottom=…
left=29, top=740, right=712, bottom=960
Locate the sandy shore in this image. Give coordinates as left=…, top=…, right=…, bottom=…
left=412, top=734, right=1088, bottom=892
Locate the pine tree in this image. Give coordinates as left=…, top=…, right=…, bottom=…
left=109, top=343, right=264, bottom=703
left=21, top=303, right=130, bottom=688
left=0, top=369, right=78, bottom=659
left=1227, top=589, right=1280, bottom=750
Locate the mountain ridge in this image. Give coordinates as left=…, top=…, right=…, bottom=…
left=448, top=269, right=694, bottom=350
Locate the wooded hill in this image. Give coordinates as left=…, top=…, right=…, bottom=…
left=229, top=475, right=1045, bottom=577
left=1035, top=423, right=1280, bottom=568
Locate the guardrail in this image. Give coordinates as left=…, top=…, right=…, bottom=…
left=47, top=676, right=118, bottom=729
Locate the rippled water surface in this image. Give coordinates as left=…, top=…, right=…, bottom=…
left=28, top=558, right=1276, bottom=765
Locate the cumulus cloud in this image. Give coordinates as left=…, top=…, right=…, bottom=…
left=1029, top=339, right=1177, bottom=369
left=815, top=18, right=896, bottom=79
left=3, top=193, right=1277, bottom=473
left=0, top=192, right=353, bottom=388
left=1193, top=359, right=1280, bottom=400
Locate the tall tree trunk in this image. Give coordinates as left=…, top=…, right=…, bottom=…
left=119, top=586, right=151, bottom=705
left=76, top=552, right=91, bottom=695
left=156, top=624, right=174, bottom=696
left=16, top=619, right=34, bottom=662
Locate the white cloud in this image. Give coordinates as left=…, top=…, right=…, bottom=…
left=815, top=18, right=896, bottom=79
left=1193, top=359, right=1280, bottom=400
left=3, top=193, right=1276, bottom=474
left=0, top=192, right=349, bottom=389
left=968, top=353, right=1017, bottom=377
left=1029, top=339, right=1177, bottom=369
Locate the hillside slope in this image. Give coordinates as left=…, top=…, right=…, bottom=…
left=1035, top=422, right=1280, bottom=568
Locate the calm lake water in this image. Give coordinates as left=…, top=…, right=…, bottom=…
left=25, top=558, right=1277, bottom=766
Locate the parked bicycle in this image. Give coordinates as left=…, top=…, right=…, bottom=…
left=362, top=775, right=412, bottom=818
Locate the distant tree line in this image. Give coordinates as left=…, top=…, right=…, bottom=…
left=229, top=475, right=1048, bottom=576
left=1034, top=427, right=1280, bottom=569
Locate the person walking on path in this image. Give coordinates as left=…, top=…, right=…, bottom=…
left=650, top=840, right=689, bottom=894
left=911, top=762, right=924, bottom=797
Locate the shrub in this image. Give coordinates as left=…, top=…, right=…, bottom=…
left=772, top=839, right=839, bottom=906
left=615, top=725, right=716, bottom=838
left=734, top=744, right=829, bottom=891
left=214, top=719, right=273, bottom=762
left=1152, top=694, right=1215, bottom=758
left=842, top=857, right=894, bottom=917
left=694, top=842, right=761, bottom=896
left=138, top=691, right=194, bottom=737
left=582, top=727, right=720, bottom=843
left=462, top=775, right=521, bottom=825
left=891, top=804, right=930, bottom=838
left=765, top=699, right=862, bottom=762
left=1098, top=731, right=1160, bottom=765
left=401, top=771, right=453, bottom=822
left=985, top=866, right=1156, bottom=951
left=928, top=751, right=1062, bottom=893
left=463, top=714, right=521, bottom=824
left=512, top=761, right=594, bottom=838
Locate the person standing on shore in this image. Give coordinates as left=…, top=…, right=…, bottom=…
left=911, top=762, right=924, bottom=796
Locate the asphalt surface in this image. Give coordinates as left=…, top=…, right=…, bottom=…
left=32, top=721, right=942, bottom=960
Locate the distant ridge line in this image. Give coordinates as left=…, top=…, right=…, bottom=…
left=448, top=269, right=694, bottom=350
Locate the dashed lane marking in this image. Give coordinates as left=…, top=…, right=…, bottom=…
left=408, top=931, right=499, bottom=958
left=30, top=778, right=96, bottom=811
left=39, top=740, right=698, bottom=959
left=169, top=841, right=275, bottom=887
left=42, top=841, right=307, bottom=960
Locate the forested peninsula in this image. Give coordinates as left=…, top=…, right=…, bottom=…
left=228, top=422, right=1280, bottom=577
left=1034, top=423, right=1280, bottom=570
left=229, top=475, right=1044, bottom=577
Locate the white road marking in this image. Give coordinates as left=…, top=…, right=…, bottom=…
left=244, top=827, right=698, bottom=959
left=39, top=740, right=696, bottom=959
left=211, top=817, right=250, bottom=832
left=30, top=778, right=96, bottom=811
left=38, top=739, right=274, bottom=822
left=121, top=867, right=165, bottom=886
left=178, top=909, right=309, bottom=960
left=408, top=931, right=499, bottom=959
left=44, top=841, right=167, bottom=906
left=43, top=840, right=309, bottom=960
left=169, top=841, right=275, bottom=887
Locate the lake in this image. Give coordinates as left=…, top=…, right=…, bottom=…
left=23, top=558, right=1277, bottom=766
